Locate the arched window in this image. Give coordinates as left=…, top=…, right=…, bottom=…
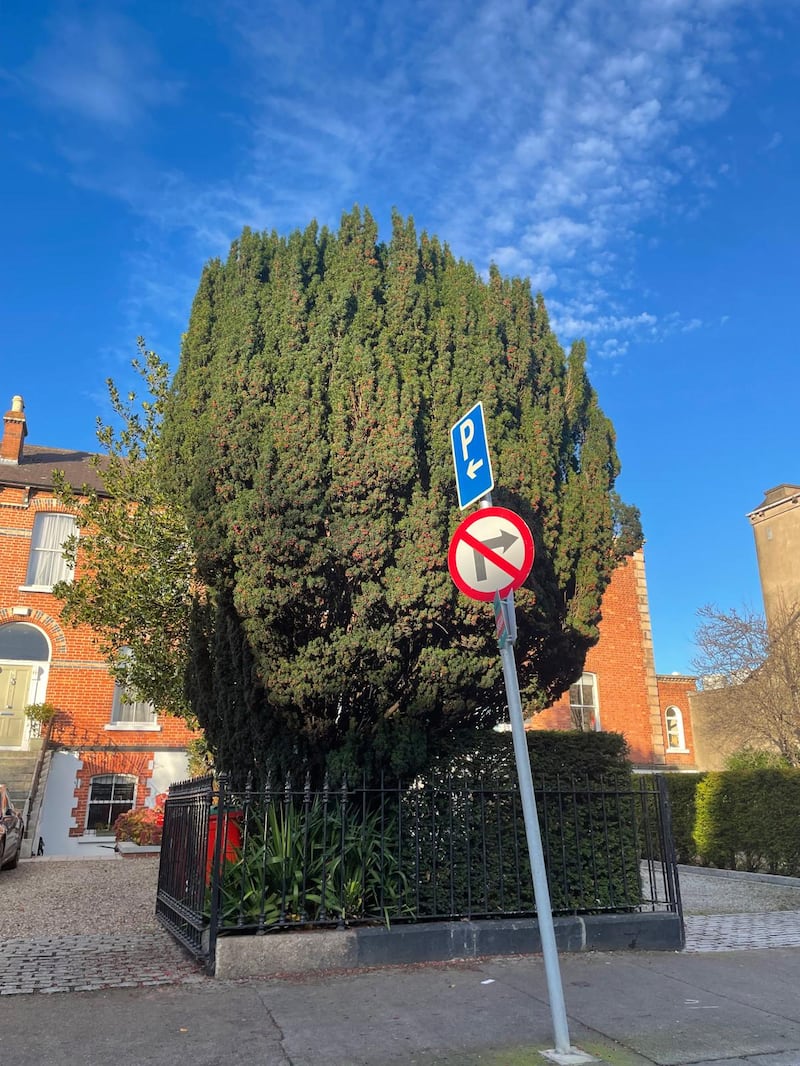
left=569, top=673, right=600, bottom=732
left=665, top=706, right=686, bottom=751
left=0, top=623, right=50, bottom=662
left=86, top=774, right=136, bottom=832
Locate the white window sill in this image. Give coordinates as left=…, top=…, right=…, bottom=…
left=666, top=747, right=691, bottom=755
left=18, top=585, right=56, bottom=593
left=104, top=723, right=161, bottom=732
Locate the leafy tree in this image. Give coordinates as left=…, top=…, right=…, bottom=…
left=160, top=208, right=640, bottom=785
left=54, top=341, right=195, bottom=721
left=693, top=600, right=800, bottom=766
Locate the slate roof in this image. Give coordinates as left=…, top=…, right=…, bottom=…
left=0, top=444, right=107, bottom=494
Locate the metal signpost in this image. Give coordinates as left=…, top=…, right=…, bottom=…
left=448, top=404, right=584, bottom=1062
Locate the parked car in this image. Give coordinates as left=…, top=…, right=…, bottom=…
left=0, top=784, right=24, bottom=871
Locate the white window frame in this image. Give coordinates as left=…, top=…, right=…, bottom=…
left=569, top=672, right=601, bottom=732
left=85, top=773, right=136, bottom=834
left=665, top=705, right=688, bottom=752
left=21, top=513, right=77, bottom=591
left=107, top=683, right=159, bottom=731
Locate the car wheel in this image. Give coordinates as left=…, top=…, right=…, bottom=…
left=0, top=840, right=17, bottom=874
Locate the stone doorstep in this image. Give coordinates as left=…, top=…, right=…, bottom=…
left=213, top=912, right=683, bottom=980
left=115, top=842, right=162, bottom=858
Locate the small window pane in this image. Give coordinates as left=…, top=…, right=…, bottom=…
left=112, top=692, right=156, bottom=724
left=569, top=673, right=600, bottom=732
left=86, top=774, right=135, bottom=832
left=110, top=647, right=156, bottom=724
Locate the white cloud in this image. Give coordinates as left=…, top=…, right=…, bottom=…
left=14, top=0, right=778, bottom=370
left=23, top=12, right=182, bottom=128
left=763, top=131, right=783, bottom=151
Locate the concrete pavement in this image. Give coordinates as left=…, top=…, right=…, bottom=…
left=4, top=945, right=800, bottom=1064
left=4, top=862, right=800, bottom=1063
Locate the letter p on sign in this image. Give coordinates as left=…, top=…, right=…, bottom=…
left=459, top=418, right=475, bottom=459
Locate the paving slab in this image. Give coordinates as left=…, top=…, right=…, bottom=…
left=4, top=948, right=800, bottom=1066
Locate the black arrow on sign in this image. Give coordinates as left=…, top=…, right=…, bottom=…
left=473, top=528, right=518, bottom=582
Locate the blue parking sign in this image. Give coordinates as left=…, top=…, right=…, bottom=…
left=450, top=401, right=494, bottom=509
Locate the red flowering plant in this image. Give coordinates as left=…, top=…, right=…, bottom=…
left=114, top=805, right=163, bottom=846
left=154, top=792, right=169, bottom=827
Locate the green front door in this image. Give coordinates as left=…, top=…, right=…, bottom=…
left=0, top=664, right=32, bottom=746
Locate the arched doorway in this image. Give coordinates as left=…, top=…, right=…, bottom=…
left=0, top=622, right=50, bottom=747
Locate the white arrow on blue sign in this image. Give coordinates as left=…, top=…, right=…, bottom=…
left=450, top=401, right=495, bottom=510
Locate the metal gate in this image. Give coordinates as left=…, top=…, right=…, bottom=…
left=155, top=774, right=216, bottom=968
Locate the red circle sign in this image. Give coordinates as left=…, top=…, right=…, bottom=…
left=448, top=506, right=534, bottom=602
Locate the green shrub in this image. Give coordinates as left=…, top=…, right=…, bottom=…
left=419, top=730, right=640, bottom=914
left=24, top=702, right=59, bottom=738
left=724, top=748, right=790, bottom=771
left=218, top=793, right=409, bottom=928
left=437, top=729, right=632, bottom=787
left=660, top=773, right=705, bottom=864
left=216, top=730, right=643, bottom=927
left=694, top=770, right=800, bottom=874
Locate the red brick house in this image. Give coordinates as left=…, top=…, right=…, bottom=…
left=0, top=396, right=198, bottom=857
left=531, top=551, right=698, bottom=770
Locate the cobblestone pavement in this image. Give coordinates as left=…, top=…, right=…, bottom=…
left=0, top=858, right=206, bottom=996
left=2, top=861, right=800, bottom=995
left=683, top=910, right=800, bottom=952
left=679, top=865, right=800, bottom=952
left=0, top=932, right=206, bottom=995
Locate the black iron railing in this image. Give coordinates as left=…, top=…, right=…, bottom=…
left=157, top=772, right=682, bottom=970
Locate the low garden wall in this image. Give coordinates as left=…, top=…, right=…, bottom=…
left=214, top=912, right=683, bottom=978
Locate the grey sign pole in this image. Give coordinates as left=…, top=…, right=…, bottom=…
left=477, top=495, right=573, bottom=1057
left=499, top=627, right=572, bottom=1055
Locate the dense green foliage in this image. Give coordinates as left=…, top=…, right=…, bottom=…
left=661, top=770, right=800, bottom=874
left=217, top=793, right=409, bottom=928
left=161, top=208, right=639, bottom=784
left=434, top=727, right=633, bottom=786
left=216, top=730, right=642, bottom=928
left=694, top=770, right=800, bottom=874
left=406, top=731, right=640, bottom=917
left=658, top=773, right=705, bottom=864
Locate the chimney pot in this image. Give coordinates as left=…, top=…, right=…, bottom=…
left=1, top=394, right=28, bottom=465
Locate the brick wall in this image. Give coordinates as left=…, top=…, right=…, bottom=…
left=529, top=551, right=670, bottom=766
left=1, top=481, right=198, bottom=836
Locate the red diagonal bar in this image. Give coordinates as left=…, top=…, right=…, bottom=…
left=460, top=528, right=521, bottom=580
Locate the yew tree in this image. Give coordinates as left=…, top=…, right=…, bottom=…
left=160, top=208, right=640, bottom=784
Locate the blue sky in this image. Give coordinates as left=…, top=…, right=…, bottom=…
left=2, top=1, right=798, bottom=675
